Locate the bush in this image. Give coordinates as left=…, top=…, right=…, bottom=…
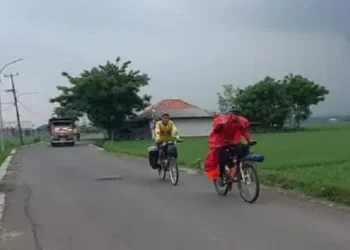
left=33, top=136, right=42, bottom=143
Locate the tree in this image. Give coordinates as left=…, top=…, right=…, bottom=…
left=50, top=57, right=151, bottom=139
left=52, top=106, right=82, bottom=121
left=217, top=84, right=240, bottom=113
left=282, top=74, right=329, bottom=127
left=235, top=76, right=290, bottom=129
left=50, top=84, right=83, bottom=120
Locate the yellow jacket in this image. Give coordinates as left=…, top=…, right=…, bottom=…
left=155, top=120, right=180, bottom=142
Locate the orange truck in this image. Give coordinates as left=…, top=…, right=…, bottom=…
left=48, top=117, right=76, bottom=147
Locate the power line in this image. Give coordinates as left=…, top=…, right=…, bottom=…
left=18, top=100, right=37, bottom=114
left=2, top=105, right=13, bottom=112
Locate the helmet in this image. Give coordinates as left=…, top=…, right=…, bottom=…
left=229, top=105, right=242, bottom=115
left=161, top=112, right=170, bottom=118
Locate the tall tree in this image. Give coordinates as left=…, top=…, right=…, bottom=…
left=217, top=84, right=240, bottom=113
left=52, top=106, right=82, bottom=121
left=50, top=57, right=151, bottom=139
left=235, top=77, right=290, bottom=129
left=282, top=74, right=329, bottom=127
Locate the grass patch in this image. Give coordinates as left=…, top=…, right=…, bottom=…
left=103, top=122, right=350, bottom=205
left=0, top=136, right=45, bottom=167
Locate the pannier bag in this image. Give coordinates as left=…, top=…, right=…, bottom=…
left=148, top=146, right=159, bottom=169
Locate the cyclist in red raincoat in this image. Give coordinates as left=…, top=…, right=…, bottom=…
left=204, top=106, right=256, bottom=181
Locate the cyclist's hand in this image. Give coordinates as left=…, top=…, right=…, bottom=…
left=177, top=138, right=184, bottom=143
left=249, top=140, right=257, bottom=146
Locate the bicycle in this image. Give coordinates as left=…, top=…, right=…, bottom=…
left=158, top=140, right=183, bottom=186
left=213, top=141, right=265, bottom=203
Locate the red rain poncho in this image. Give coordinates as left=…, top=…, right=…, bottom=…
left=204, top=114, right=252, bottom=180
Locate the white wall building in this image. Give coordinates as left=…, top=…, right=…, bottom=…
left=134, top=98, right=214, bottom=139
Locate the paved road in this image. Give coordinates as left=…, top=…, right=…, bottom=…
left=1, top=143, right=350, bottom=250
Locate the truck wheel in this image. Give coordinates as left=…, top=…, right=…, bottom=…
left=51, top=143, right=56, bottom=147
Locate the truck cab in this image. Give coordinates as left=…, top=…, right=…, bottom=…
left=49, top=117, right=76, bottom=147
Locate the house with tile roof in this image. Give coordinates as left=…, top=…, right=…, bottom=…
left=128, top=98, right=214, bottom=139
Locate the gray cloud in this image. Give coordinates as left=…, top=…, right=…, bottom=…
left=1, top=0, right=349, bottom=125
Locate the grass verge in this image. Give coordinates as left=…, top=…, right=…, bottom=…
left=0, top=136, right=44, bottom=167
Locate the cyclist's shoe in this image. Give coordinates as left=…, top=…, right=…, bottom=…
left=218, top=176, right=226, bottom=186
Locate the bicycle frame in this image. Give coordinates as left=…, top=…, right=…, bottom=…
left=239, top=161, right=251, bottom=184
left=159, top=141, right=178, bottom=168
left=224, top=144, right=264, bottom=183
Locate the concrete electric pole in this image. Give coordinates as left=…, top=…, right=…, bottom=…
left=4, top=73, right=24, bottom=145
left=0, top=58, right=23, bottom=152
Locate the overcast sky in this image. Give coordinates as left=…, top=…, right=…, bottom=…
left=1, top=0, right=349, bottom=126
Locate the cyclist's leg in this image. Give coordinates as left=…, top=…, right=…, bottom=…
left=236, top=143, right=249, bottom=164
left=167, top=143, right=177, bottom=158
left=218, top=145, right=230, bottom=178
left=156, top=141, right=163, bottom=165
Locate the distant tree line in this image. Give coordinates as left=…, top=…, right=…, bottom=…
left=50, top=56, right=330, bottom=137
left=217, top=74, right=329, bottom=130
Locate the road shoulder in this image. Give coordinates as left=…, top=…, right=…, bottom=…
left=0, top=149, right=17, bottom=226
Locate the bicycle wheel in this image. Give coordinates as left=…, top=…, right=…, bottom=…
left=213, top=177, right=229, bottom=196
left=168, top=157, right=179, bottom=185
left=237, top=163, right=260, bottom=203
left=158, top=167, right=166, bottom=180
left=158, top=160, right=167, bottom=180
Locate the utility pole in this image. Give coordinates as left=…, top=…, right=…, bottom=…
left=4, top=73, right=24, bottom=145
left=0, top=58, right=23, bottom=152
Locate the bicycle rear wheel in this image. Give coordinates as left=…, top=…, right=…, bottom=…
left=213, top=177, right=229, bottom=196
left=237, top=163, right=260, bottom=203
left=168, top=157, right=179, bottom=185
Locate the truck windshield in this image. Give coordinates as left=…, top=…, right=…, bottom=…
left=52, top=122, right=72, bottom=128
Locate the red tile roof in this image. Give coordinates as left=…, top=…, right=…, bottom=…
left=137, top=98, right=213, bottom=119
left=149, top=99, right=198, bottom=110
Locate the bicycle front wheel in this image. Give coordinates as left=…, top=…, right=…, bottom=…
left=168, top=157, right=179, bottom=185
left=158, top=164, right=166, bottom=180
left=237, top=163, right=260, bottom=203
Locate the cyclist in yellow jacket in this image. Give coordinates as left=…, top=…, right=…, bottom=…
left=155, top=113, right=181, bottom=165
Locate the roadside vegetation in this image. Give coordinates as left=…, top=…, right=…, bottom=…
left=0, top=136, right=45, bottom=166
left=104, top=123, right=350, bottom=205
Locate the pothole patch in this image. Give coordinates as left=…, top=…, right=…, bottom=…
left=6, top=171, right=15, bottom=176
left=96, top=175, right=128, bottom=181
left=0, top=230, right=23, bottom=240
left=0, top=183, right=15, bottom=193
left=8, top=163, right=20, bottom=170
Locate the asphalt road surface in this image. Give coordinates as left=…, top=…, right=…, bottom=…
left=1, top=142, right=350, bottom=250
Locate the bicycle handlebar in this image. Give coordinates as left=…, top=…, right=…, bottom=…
left=248, top=141, right=257, bottom=146
left=224, top=141, right=257, bottom=147
left=161, top=139, right=183, bottom=146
